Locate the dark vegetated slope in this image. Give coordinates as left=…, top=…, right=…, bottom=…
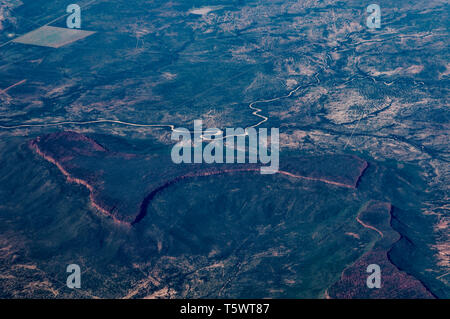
left=29, top=131, right=369, bottom=225
left=328, top=201, right=434, bottom=299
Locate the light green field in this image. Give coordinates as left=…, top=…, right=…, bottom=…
left=13, top=26, right=95, bottom=48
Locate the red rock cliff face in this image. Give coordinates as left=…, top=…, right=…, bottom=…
left=327, top=201, right=435, bottom=299
left=29, top=131, right=369, bottom=225
left=29, top=138, right=130, bottom=227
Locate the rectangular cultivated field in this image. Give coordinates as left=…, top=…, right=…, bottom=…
left=13, top=26, right=95, bottom=48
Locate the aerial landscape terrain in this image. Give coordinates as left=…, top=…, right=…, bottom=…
left=0, top=0, right=448, bottom=298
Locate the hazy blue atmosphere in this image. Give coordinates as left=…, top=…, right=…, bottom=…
left=0, top=0, right=448, bottom=298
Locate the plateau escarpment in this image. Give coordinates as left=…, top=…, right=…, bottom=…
left=29, top=131, right=367, bottom=225
left=327, top=201, right=435, bottom=299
